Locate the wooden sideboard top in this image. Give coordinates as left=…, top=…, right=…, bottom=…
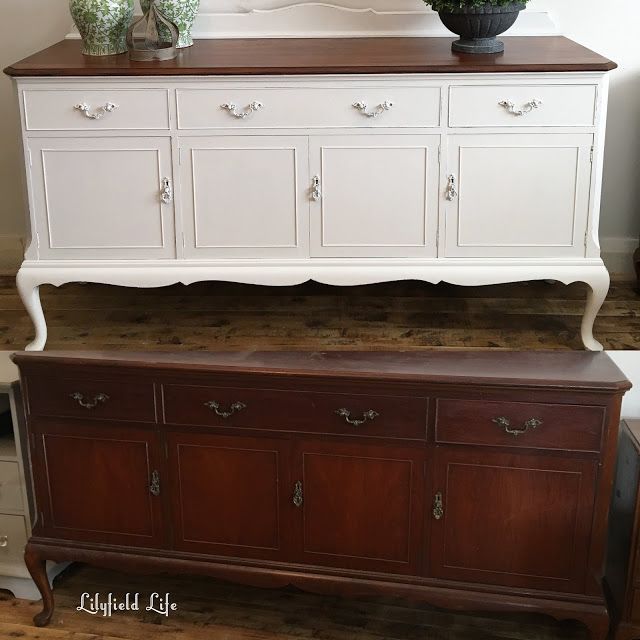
left=4, top=36, right=616, bottom=78
left=11, top=350, right=631, bottom=391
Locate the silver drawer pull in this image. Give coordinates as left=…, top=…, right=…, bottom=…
left=311, top=176, right=322, bottom=202
left=161, top=177, right=173, bottom=204
left=0, top=535, right=7, bottom=548
left=352, top=100, right=394, bottom=118
left=493, top=416, right=543, bottom=437
left=221, top=101, right=263, bottom=119
left=498, top=99, right=543, bottom=117
left=70, top=392, right=110, bottom=409
left=74, top=102, right=119, bottom=120
left=204, top=400, right=247, bottom=419
left=445, top=174, right=458, bottom=201
left=335, top=408, right=379, bottom=427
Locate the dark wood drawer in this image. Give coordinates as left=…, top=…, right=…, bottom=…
left=435, top=399, right=604, bottom=453
left=27, top=376, right=156, bottom=423
left=162, top=384, right=428, bottom=440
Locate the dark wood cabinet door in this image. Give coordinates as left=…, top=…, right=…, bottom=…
left=293, top=440, right=425, bottom=574
left=429, top=448, right=598, bottom=593
left=167, top=432, right=292, bottom=560
left=33, top=422, right=165, bottom=548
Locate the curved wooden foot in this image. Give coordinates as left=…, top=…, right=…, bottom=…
left=24, top=544, right=54, bottom=627
left=581, top=270, right=610, bottom=352
left=16, top=270, right=47, bottom=351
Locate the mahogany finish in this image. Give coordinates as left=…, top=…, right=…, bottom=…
left=12, top=351, right=630, bottom=640
left=4, top=37, right=616, bottom=78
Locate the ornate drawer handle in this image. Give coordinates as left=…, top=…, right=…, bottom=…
left=335, top=408, right=379, bottom=427
left=433, top=492, right=444, bottom=521
left=74, top=102, right=119, bottom=120
left=445, top=174, right=458, bottom=201
left=0, top=535, right=8, bottom=548
left=352, top=100, right=394, bottom=118
left=293, top=481, right=303, bottom=508
left=311, top=176, right=322, bottom=202
left=499, top=99, right=543, bottom=117
left=221, top=101, right=264, bottom=119
left=493, top=416, right=543, bottom=437
left=204, top=400, right=247, bottom=419
left=69, top=392, right=110, bottom=409
left=161, top=178, right=173, bottom=205
left=149, top=470, right=160, bottom=497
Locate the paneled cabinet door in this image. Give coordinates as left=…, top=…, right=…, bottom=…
left=293, top=440, right=424, bottom=574
left=443, top=133, right=594, bottom=258
left=28, top=137, right=176, bottom=260
left=32, top=422, right=165, bottom=548
left=310, top=135, right=440, bottom=258
left=429, top=448, right=598, bottom=593
left=167, top=432, right=292, bottom=561
left=180, top=136, right=309, bottom=258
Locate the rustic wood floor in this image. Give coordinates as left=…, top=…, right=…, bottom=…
left=0, top=276, right=638, bottom=351
left=0, top=564, right=590, bottom=640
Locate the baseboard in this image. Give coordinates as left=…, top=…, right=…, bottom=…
left=0, top=235, right=23, bottom=275
left=601, top=236, right=639, bottom=279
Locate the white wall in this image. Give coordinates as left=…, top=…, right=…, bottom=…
left=0, top=0, right=639, bottom=271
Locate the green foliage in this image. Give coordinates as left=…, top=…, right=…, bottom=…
left=425, top=0, right=529, bottom=11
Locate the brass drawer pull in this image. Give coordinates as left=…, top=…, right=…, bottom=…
left=433, top=492, right=444, bottom=520
left=493, top=416, right=543, bottom=437
left=204, top=400, right=247, bottom=419
left=149, top=470, right=160, bottom=497
left=69, top=392, right=110, bottom=410
left=293, top=481, right=303, bottom=508
left=335, top=408, right=379, bottom=427
left=0, top=535, right=8, bottom=548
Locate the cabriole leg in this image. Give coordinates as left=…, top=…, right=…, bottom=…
left=24, top=544, right=54, bottom=627
left=16, top=270, right=47, bottom=351
left=581, top=270, right=610, bottom=352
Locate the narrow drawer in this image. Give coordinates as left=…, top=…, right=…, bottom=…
left=28, top=376, right=156, bottom=423
left=177, top=86, right=441, bottom=129
left=435, top=399, right=604, bottom=453
left=0, top=462, right=22, bottom=512
left=162, top=385, right=428, bottom=440
left=23, top=88, right=170, bottom=131
left=448, top=84, right=597, bottom=128
left=0, top=514, right=28, bottom=569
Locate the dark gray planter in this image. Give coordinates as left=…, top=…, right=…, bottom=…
left=438, top=3, right=526, bottom=54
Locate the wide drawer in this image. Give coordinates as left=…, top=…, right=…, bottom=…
left=176, top=86, right=441, bottom=129
left=0, top=462, right=22, bottom=512
left=23, top=88, right=170, bottom=131
left=162, top=384, right=428, bottom=440
left=0, top=514, right=28, bottom=570
left=27, top=376, right=156, bottom=423
left=448, top=84, right=597, bottom=128
left=435, top=399, right=604, bottom=453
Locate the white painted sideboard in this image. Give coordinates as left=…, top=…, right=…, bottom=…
left=5, top=35, right=616, bottom=350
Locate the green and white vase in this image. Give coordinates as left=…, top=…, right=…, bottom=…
left=70, top=0, right=134, bottom=56
left=140, top=0, right=200, bottom=48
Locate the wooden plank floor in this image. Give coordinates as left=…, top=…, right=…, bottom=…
left=0, top=564, right=591, bottom=640
left=0, top=276, right=638, bottom=351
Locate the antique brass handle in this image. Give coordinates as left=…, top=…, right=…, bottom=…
left=204, top=400, right=247, bottom=419
left=69, top=392, right=110, bottom=409
left=433, top=492, right=444, bottom=520
left=0, top=535, right=8, bottom=548
left=493, top=416, right=543, bottom=437
left=335, top=408, right=379, bottom=427
left=149, top=470, right=160, bottom=497
left=293, top=481, right=303, bottom=508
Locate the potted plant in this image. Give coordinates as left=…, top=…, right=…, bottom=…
left=424, top=0, right=529, bottom=54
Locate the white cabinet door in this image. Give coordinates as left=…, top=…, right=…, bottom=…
left=180, top=136, right=309, bottom=258
left=28, top=137, right=176, bottom=259
left=444, top=133, right=594, bottom=258
left=310, top=135, right=440, bottom=258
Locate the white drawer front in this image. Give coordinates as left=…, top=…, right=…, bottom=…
left=0, top=514, right=28, bottom=570
left=0, top=462, right=22, bottom=512
left=23, top=88, right=170, bottom=131
left=449, top=84, right=597, bottom=128
left=177, top=86, right=441, bottom=129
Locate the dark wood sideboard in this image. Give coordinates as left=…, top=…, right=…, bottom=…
left=12, top=351, right=630, bottom=637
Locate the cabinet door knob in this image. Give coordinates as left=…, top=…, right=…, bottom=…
left=433, top=492, right=444, bottom=520
left=161, top=178, right=173, bottom=205
left=204, top=400, right=247, bottom=419
left=445, top=174, right=458, bottom=201
left=149, top=470, right=161, bottom=497
left=0, top=535, right=8, bottom=548
left=69, top=392, right=110, bottom=409
left=493, top=416, right=543, bottom=437
left=221, top=101, right=263, bottom=119
left=498, top=98, right=543, bottom=117
left=352, top=100, right=394, bottom=118
left=74, top=102, right=119, bottom=120
left=335, top=408, right=379, bottom=427
left=293, top=481, right=303, bottom=508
